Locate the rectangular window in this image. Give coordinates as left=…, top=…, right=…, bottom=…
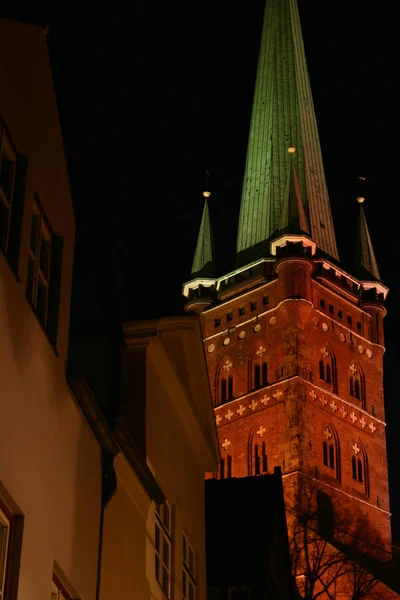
left=347, top=315, right=352, bottom=326
left=182, top=533, right=196, bottom=600
left=0, top=121, right=16, bottom=254
left=214, top=317, right=221, bottom=327
left=250, top=301, right=257, bottom=311
left=320, top=299, right=325, bottom=309
left=239, top=307, right=245, bottom=316
left=263, top=295, right=269, bottom=306
left=155, top=502, right=172, bottom=598
left=0, top=503, right=11, bottom=600
left=328, top=304, right=334, bottom=314
left=356, top=321, right=361, bottom=331
left=51, top=574, right=74, bottom=600
left=26, top=198, right=63, bottom=347
left=227, top=313, right=233, bottom=322
left=337, top=309, right=342, bottom=319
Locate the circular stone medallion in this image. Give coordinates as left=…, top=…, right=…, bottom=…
left=239, top=330, right=246, bottom=339
left=358, top=344, right=364, bottom=354
left=366, top=349, right=373, bottom=358
left=207, top=344, right=215, bottom=353
left=312, top=317, right=319, bottom=326
left=339, top=333, right=345, bottom=342
left=269, top=317, right=277, bottom=326
left=253, top=324, right=261, bottom=332
left=223, top=337, right=230, bottom=346
left=322, top=322, right=329, bottom=332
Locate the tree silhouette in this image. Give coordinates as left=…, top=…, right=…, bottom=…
left=287, top=484, right=399, bottom=599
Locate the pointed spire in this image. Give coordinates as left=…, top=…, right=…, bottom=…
left=191, top=191, right=215, bottom=278
left=278, top=146, right=310, bottom=235
left=236, top=0, right=339, bottom=266
left=355, top=197, right=381, bottom=281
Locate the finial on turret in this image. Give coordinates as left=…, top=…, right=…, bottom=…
left=203, top=170, right=211, bottom=198
left=288, top=146, right=296, bottom=154
left=357, top=197, right=365, bottom=203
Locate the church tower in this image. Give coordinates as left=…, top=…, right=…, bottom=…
left=183, top=0, right=393, bottom=579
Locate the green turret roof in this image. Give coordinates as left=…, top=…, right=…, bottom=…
left=355, top=201, right=381, bottom=281
left=236, top=0, right=339, bottom=265
left=191, top=197, right=215, bottom=278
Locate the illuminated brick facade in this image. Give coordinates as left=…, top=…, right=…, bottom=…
left=196, top=249, right=392, bottom=559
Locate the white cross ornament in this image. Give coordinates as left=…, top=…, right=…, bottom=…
left=359, top=416, right=367, bottom=429
left=256, top=345, right=267, bottom=358
left=320, top=396, right=328, bottom=407
left=350, top=363, right=357, bottom=376
left=320, top=347, right=329, bottom=359
left=256, top=425, right=266, bottom=437
left=340, top=406, right=348, bottom=418
left=324, top=427, right=332, bottom=440
left=353, top=442, right=360, bottom=455
left=369, top=422, right=376, bottom=434
left=237, top=405, right=246, bottom=416
left=330, top=400, right=338, bottom=412
left=273, top=389, right=283, bottom=400
left=225, top=409, right=234, bottom=421
left=261, top=395, right=270, bottom=405
left=249, top=399, right=258, bottom=411
left=215, top=414, right=222, bottom=425
left=223, top=359, right=233, bottom=372
left=222, top=438, right=231, bottom=450
left=309, top=390, right=317, bottom=400
left=350, top=411, right=358, bottom=423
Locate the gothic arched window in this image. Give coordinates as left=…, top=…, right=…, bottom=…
left=322, top=425, right=340, bottom=480
left=249, top=426, right=268, bottom=476
left=319, top=347, right=335, bottom=390
left=349, top=362, right=365, bottom=408
left=251, top=344, right=268, bottom=391
left=217, top=357, right=234, bottom=406
left=351, top=441, right=369, bottom=495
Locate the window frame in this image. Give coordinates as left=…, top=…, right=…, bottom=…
left=0, top=120, right=17, bottom=254
left=0, top=501, right=12, bottom=600
left=155, top=501, right=173, bottom=598
left=26, top=197, right=53, bottom=328
left=182, top=532, right=196, bottom=600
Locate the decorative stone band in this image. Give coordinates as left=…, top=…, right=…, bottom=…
left=307, top=382, right=383, bottom=434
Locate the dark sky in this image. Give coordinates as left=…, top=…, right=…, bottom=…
left=6, top=0, right=400, bottom=538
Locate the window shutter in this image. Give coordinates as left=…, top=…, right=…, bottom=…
left=7, top=153, right=28, bottom=277
left=47, top=235, right=63, bottom=349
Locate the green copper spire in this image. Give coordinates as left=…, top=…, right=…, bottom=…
left=236, top=0, right=339, bottom=265
left=191, top=194, right=215, bottom=278
left=355, top=198, right=381, bottom=281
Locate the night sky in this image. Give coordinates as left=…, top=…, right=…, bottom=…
left=6, top=1, right=400, bottom=538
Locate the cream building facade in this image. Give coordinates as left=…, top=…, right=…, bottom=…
left=0, top=19, right=102, bottom=600
left=99, top=316, right=220, bottom=600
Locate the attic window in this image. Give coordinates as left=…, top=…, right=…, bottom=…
left=214, top=317, right=221, bottom=327
left=250, top=301, right=257, bottom=311
left=263, top=295, right=269, bottom=306
left=227, top=313, right=233, bottom=322
left=320, top=299, right=325, bottom=309
left=239, top=307, right=245, bottom=316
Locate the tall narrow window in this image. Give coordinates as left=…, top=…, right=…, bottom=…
left=219, top=456, right=232, bottom=479
left=51, top=574, right=74, bottom=600
left=319, top=347, right=335, bottom=390
left=218, top=358, right=234, bottom=405
left=349, top=363, right=363, bottom=406
left=0, top=503, right=12, bottom=600
left=352, top=442, right=366, bottom=488
left=227, top=455, right=232, bottom=478
left=182, top=533, right=196, bottom=600
left=252, top=440, right=267, bottom=476
left=322, top=427, right=338, bottom=477
left=252, top=345, right=268, bottom=390
left=0, top=122, right=16, bottom=254
left=221, top=379, right=227, bottom=403
left=155, top=502, right=172, bottom=598
left=26, top=198, right=63, bottom=347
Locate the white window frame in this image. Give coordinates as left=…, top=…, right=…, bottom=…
left=51, top=574, right=74, bottom=600
left=182, top=532, right=196, bottom=600
left=27, top=198, right=52, bottom=328
left=0, top=122, right=16, bottom=251
left=0, top=506, right=11, bottom=600
left=155, top=501, right=172, bottom=598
